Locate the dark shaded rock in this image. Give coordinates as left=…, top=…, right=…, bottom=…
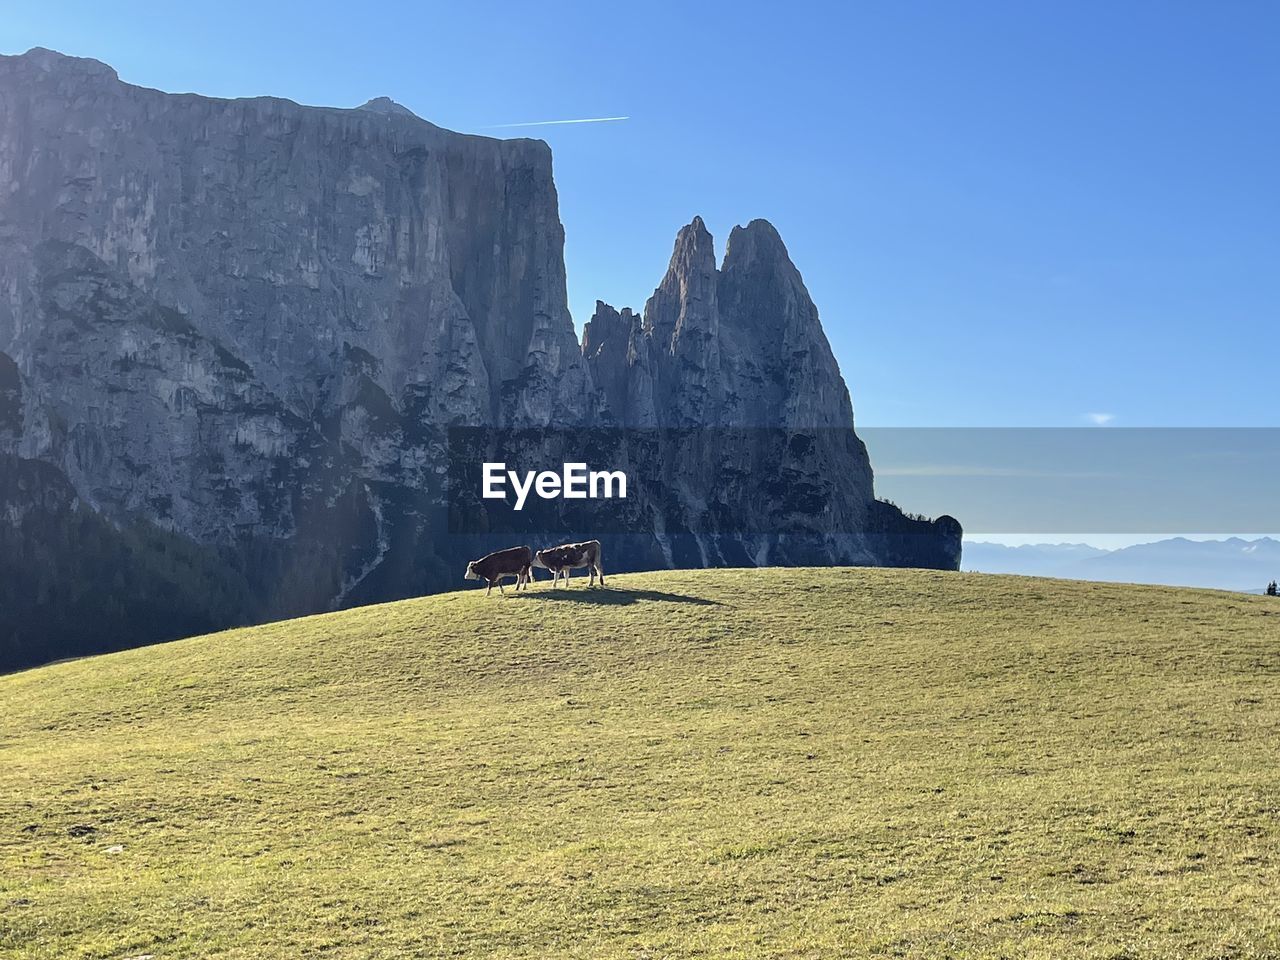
left=0, top=352, right=20, bottom=445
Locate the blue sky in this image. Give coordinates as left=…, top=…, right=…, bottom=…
left=5, top=0, right=1278, bottom=432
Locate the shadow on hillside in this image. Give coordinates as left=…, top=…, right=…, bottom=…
left=520, top=587, right=722, bottom=607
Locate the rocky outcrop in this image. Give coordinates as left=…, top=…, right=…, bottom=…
left=0, top=48, right=959, bottom=670
left=582, top=217, right=959, bottom=570
left=584, top=216, right=869, bottom=434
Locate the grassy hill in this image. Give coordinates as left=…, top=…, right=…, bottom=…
left=2, top=568, right=1278, bottom=959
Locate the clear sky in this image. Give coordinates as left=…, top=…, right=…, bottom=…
left=4, top=1, right=1278, bottom=430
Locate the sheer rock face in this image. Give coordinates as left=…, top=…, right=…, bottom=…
left=0, top=49, right=959, bottom=667
left=0, top=352, right=19, bottom=449
left=0, top=47, right=589, bottom=435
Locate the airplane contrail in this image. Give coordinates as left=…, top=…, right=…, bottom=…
left=484, top=116, right=630, bottom=129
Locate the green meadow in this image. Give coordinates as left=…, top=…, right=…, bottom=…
left=2, top=568, right=1278, bottom=958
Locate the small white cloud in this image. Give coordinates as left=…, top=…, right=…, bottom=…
left=1086, top=412, right=1115, bottom=426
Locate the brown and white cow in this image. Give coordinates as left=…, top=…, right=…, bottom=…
left=532, top=540, right=605, bottom=588
left=464, top=545, right=533, bottom=595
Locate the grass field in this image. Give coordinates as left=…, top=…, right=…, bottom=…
left=2, top=568, right=1279, bottom=959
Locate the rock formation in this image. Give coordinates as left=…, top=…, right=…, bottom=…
left=580, top=216, right=959, bottom=570
left=0, top=48, right=960, bottom=670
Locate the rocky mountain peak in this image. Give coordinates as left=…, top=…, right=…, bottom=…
left=582, top=301, right=643, bottom=422
left=666, top=215, right=717, bottom=281
left=581, top=301, right=633, bottom=359
left=723, top=218, right=791, bottom=271
left=718, top=218, right=816, bottom=354
left=13, top=47, right=119, bottom=82
left=645, top=216, right=719, bottom=358
left=356, top=96, right=419, bottom=119
left=588, top=216, right=851, bottom=430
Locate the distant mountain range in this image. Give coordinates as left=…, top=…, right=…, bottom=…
left=963, top=537, right=1280, bottom=593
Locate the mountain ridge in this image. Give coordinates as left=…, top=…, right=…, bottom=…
left=964, top=537, right=1280, bottom=591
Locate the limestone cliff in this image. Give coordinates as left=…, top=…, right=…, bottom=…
left=0, top=48, right=959, bottom=670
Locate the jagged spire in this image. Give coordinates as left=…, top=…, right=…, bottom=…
left=644, top=216, right=718, bottom=351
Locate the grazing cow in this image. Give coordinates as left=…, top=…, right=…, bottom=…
left=532, top=539, right=605, bottom=588
left=464, top=545, right=533, bottom=595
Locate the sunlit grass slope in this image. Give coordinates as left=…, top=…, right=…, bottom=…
left=2, top=568, right=1279, bottom=959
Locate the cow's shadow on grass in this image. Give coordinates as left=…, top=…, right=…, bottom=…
left=519, top=587, right=722, bottom=607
